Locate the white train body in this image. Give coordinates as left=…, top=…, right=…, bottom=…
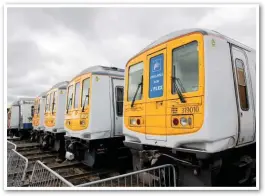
left=9, top=98, right=35, bottom=130
left=123, top=28, right=256, bottom=154
left=64, top=66, right=125, bottom=140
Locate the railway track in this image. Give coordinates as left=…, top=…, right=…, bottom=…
left=7, top=138, right=125, bottom=187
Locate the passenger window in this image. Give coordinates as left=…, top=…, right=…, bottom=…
left=235, top=59, right=249, bottom=110
left=172, top=41, right=199, bottom=94
left=128, top=62, right=143, bottom=101
left=74, top=82, right=80, bottom=109
left=81, top=78, right=90, bottom=109
left=149, top=54, right=164, bottom=98
left=31, top=106, right=34, bottom=117
left=116, top=86, right=124, bottom=116
left=66, top=85, right=73, bottom=111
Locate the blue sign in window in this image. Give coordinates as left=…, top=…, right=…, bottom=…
left=149, top=54, right=164, bottom=98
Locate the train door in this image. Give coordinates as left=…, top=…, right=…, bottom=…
left=112, top=78, right=124, bottom=136
left=231, top=46, right=255, bottom=145
left=145, top=49, right=167, bottom=141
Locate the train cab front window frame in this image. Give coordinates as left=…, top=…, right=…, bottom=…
left=74, top=82, right=81, bottom=109
left=45, top=94, right=50, bottom=112
left=81, top=78, right=90, bottom=111
left=171, top=41, right=199, bottom=95
left=66, top=85, right=74, bottom=112
left=127, top=62, right=144, bottom=102
left=51, top=91, right=57, bottom=113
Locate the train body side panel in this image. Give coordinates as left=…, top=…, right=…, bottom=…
left=55, top=89, right=67, bottom=131
left=85, top=75, right=112, bottom=139
left=21, top=103, right=33, bottom=129
left=10, top=106, right=19, bottom=129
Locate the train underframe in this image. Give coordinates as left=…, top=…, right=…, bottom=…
left=124, top=141, right=256, bottom=187
left=65, top=136, right=132, bottom=172
left=30, top=129, right=45, bottom=143
left=41, top=131, right=66, bottom=161
left=8, top=128, right=31, bottom=140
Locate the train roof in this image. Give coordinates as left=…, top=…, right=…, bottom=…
left=49, top=81, right=69, bottom=91
left=11, top=97, right=35, bottom=106
left=37, top=91, right=47, bottom=98
left=72, top=65, right=124, bottom=81
left=132, top=28, right=255, bottom=60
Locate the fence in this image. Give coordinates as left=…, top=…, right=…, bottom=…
left=29, top=161, right=74, bottom=187
left=7, top=149, right=28, bottom=187
left=7, top=141, right=17, bottom=160
left=77, top=164, right=176, bottom=187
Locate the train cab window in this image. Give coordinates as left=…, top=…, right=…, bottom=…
left=45, top=94, right=50, bottom=112
left=49, top=92, right=54, bottom=111
left=172, top=41, right=199, bottom=94
left=66, top=85, right=73, bottom=112
left=81, top=78, right=90, bottom=109
left=74, top=82, right=81, bottom=109
left=116, top=86, right=124, bottom=116
left=235, top=59, right=249, bottom=110
left=52, top=91, right=57, bottom=113
left=128, top=62, right=143, bottom=101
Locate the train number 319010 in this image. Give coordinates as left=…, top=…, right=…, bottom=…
left=182, top=106, right=199, bottom=113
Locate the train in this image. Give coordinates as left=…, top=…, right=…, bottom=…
left=7, top=97, right=35, bottom=139
left=41, top=81, right=69, bottom=160
left=123, top=28, right=256, bottom=186
left=31, top=91, right=47, bottom=142
left=64, top=66, right=131, bottom=169
left=9, top=28, right=256, bottom=186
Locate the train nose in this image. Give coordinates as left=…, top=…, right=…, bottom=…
left=65, top=151, right=75, bottom=160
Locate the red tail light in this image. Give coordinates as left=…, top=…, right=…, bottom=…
left=173, top=118, right=179, bottom=125
left=137, top=119, right=141, bottom=125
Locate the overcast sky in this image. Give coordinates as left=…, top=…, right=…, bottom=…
left=7, top=6, right=257, bottom=106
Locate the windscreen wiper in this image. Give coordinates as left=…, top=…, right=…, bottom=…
left=66, top=95, right=73, bottom=114
left=172, top=67, right=186, bottom=103
left=82, top=93, right=89, bottom=112
left=131, top=76, right=143, bottom=108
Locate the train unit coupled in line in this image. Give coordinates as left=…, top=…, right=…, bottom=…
left=64, top=66, right=131, bottom=169
left=42, top=81, right=69, bottom=160
left=31, top=91, right=47, bottom=142
left=123, top=28, right=256, bottom=186
left=7, top=97, right=35, bottom=139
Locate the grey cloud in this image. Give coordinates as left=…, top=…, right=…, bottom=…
left=7, top=7, right=256, bottom=106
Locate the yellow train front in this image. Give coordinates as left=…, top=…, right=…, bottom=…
left=31, top=91, right=47, bottom=142
left=64, top=65, right=131, bottom=169
left=123, top=28, right=256, bottom=186
left=42, top=81, right=69, bottom=159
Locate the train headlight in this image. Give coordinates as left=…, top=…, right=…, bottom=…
left=130, top=119, right=137, bottom=125
left=180, top=117, right=188, bottom=126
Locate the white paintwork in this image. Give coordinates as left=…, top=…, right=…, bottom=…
left=10, top=105, right=19, bottom=129
left=124, top=32, right=256, bottom=153
left=231, top=46, right=256, bottom=145
left=9, top=98, right=35, bottom=130
left=112, top=78, right=124, bottom=136
left=65, top=74, right=124, bottom=140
